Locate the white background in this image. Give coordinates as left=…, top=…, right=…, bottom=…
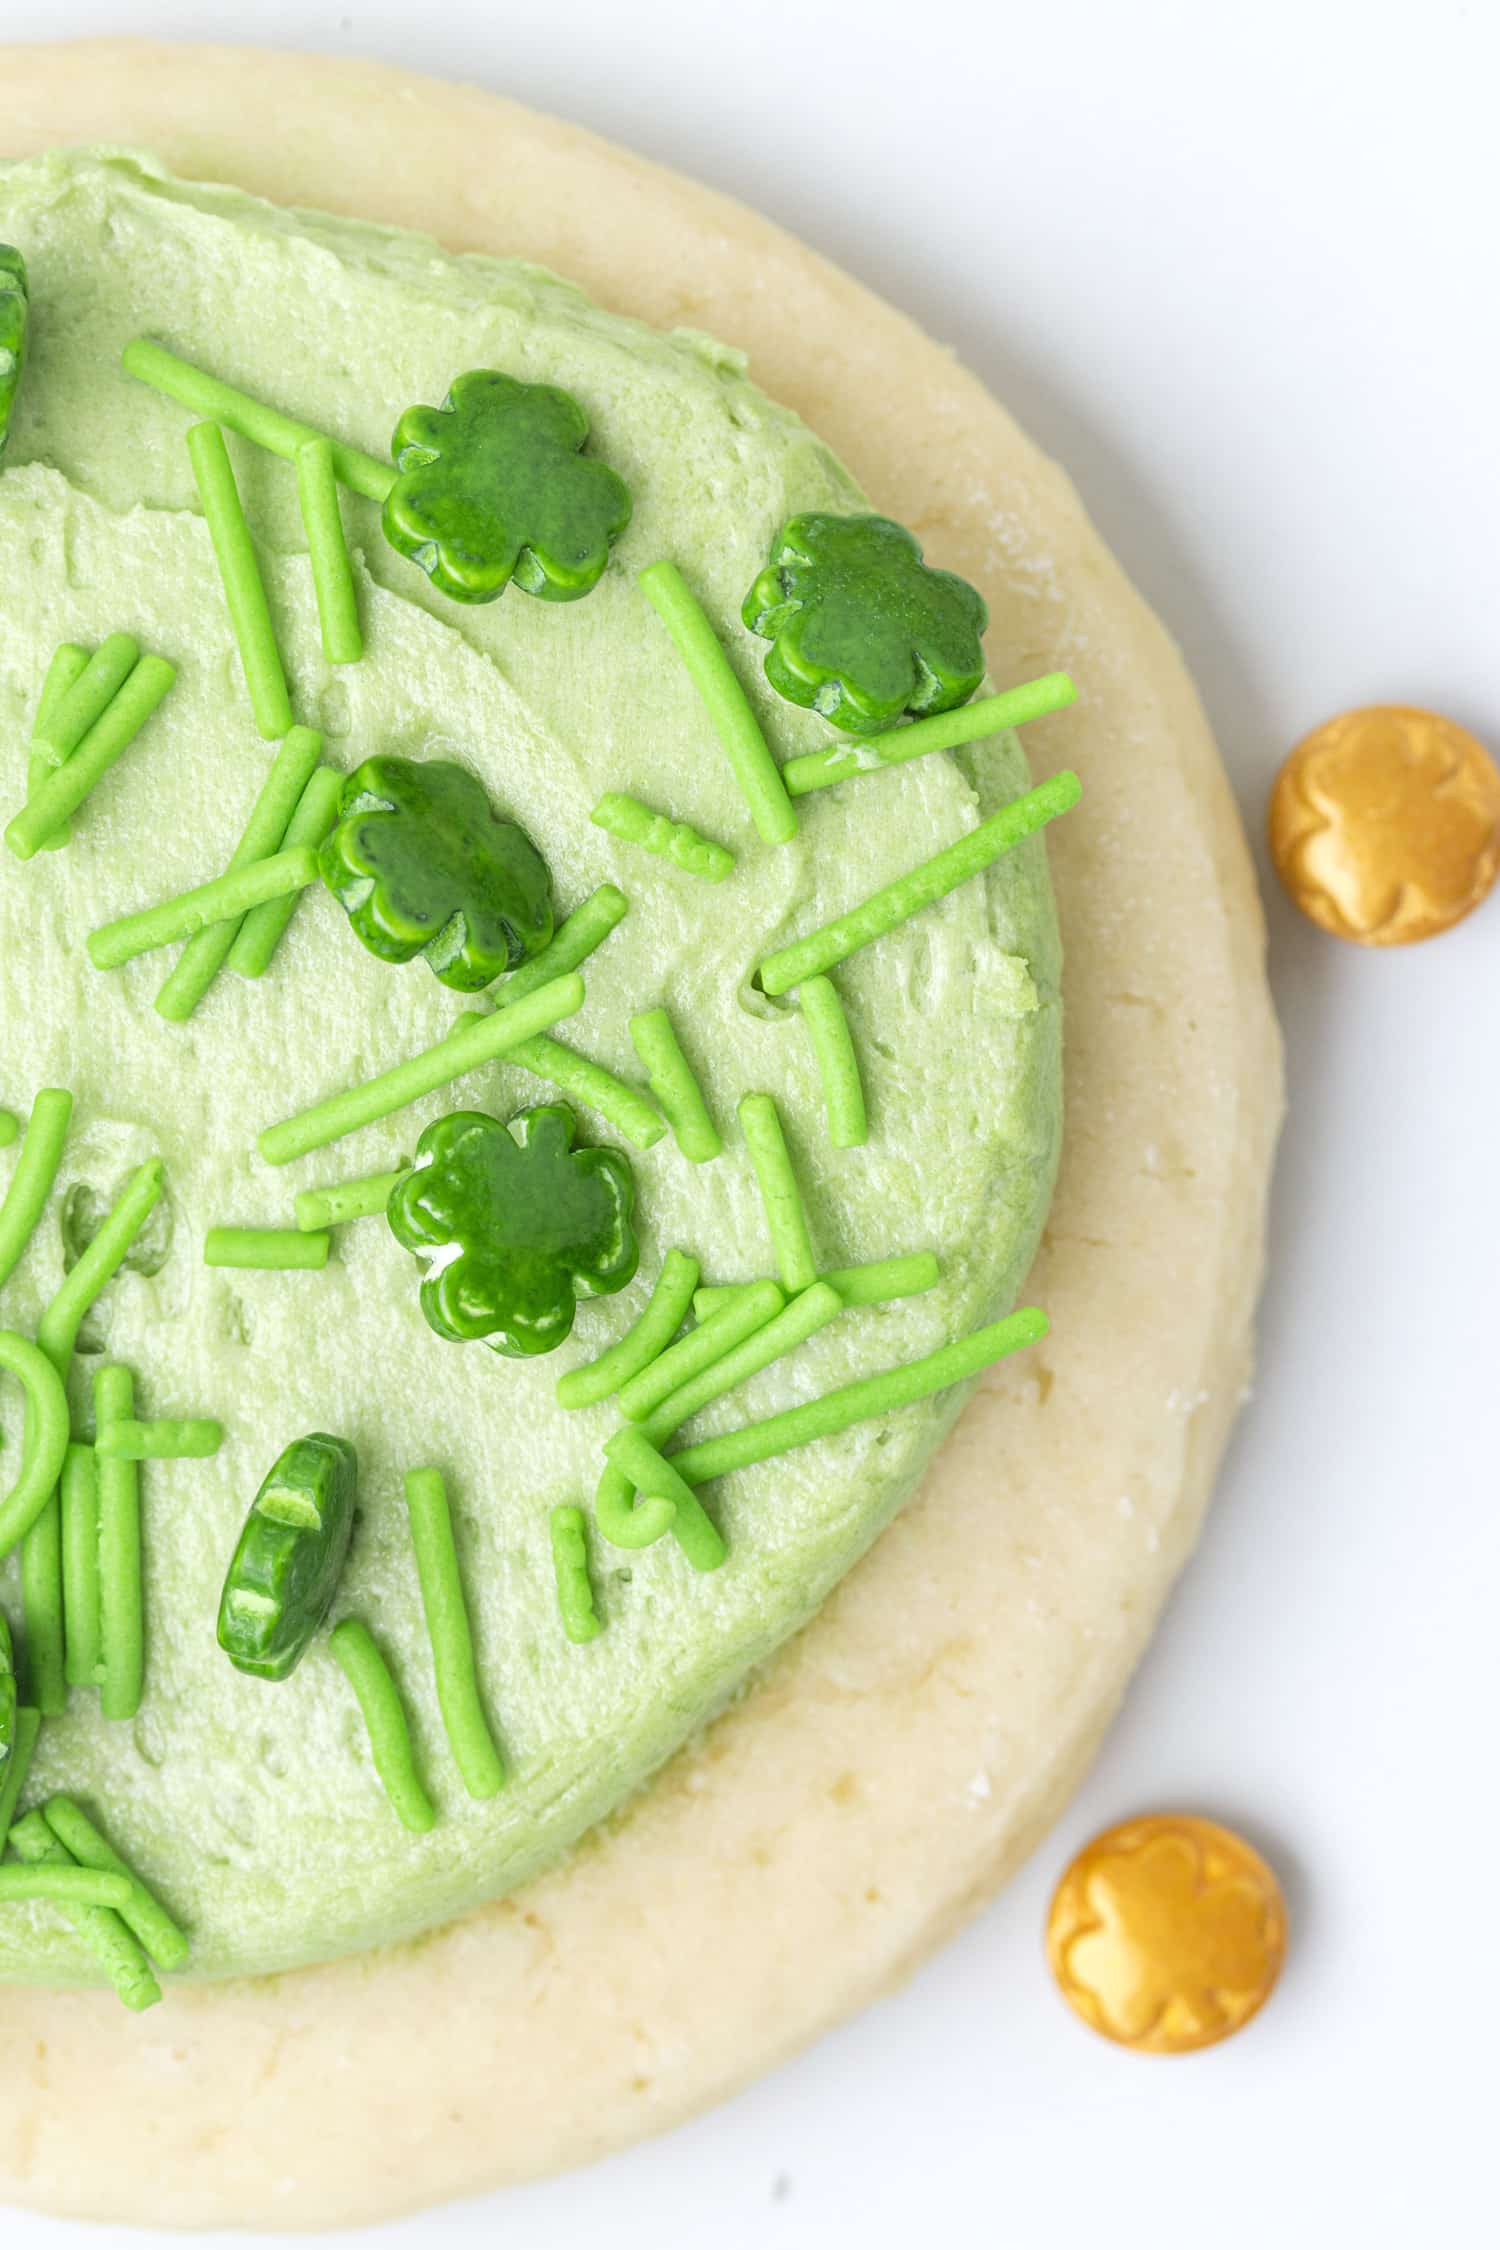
left=9, top=2, right=1498, bottom=2244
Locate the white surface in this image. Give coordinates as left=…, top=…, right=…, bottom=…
left=8, top=1, right=1495, bottom=2243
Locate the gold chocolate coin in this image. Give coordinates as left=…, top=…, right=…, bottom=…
left=1268, top=704, right=1500, bottom=944
left=1046, top=1813, right=1287, bottom=2054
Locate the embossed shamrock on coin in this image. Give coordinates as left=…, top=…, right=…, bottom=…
left=383, top=369, right=632, bottom=604
left=389, top=1105, right=639, bottom=1357
left=742, top=511, right=988, bottom=734
left=320, top=755, right=554, bottom=991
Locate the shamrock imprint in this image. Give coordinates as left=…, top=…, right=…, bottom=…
left=741, top=511, right=988, bottom=734
left=383, top=370, right=632, bottom=605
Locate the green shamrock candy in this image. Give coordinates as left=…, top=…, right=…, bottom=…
left=383, top=369, right=633, bottom=605
left=389, top=1105, right=638, bottom=1359
left=217, top=1433, right=359, bottom=1682
left=320, top=755, right=554, bottom=992
left=0, top=246, right=28, bottom=462
left=742, top=511, right=989, bottom=735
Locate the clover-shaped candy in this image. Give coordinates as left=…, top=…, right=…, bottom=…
left=389, top=1105, right=639, bottom=1358
left=0, top=246, right=28, bottom=461
left=383, top=370, right=632, bottom=605
left=320, top=755, right=554, bottom=992
left=742, top=511, right=989, bottom=735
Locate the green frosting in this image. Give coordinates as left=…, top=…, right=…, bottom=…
left=389, top=1106, right=638, bottom=1356
left=743, top=511, right=989, bottom=734
left=320, top=755, right=554, bottom=991
left=384, top=369, right=632, bottom=604
left=0, top=152, right=1061, bottom=1987
left=0, top=243, right=26, bottom=461
left=217, top=1433, right=358, bottom=1681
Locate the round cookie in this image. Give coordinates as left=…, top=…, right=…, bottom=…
left=0, top=42, right=1280, bottom=2231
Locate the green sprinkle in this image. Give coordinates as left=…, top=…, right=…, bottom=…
left=186, top=419, right=293, bottom=741
left=593, top=1463, right=674, bottom=1549
left=826, top=1252, right=942, bottom=1306
left=21, top=1491, right=65, bottom=1716
left=403, top=1467, right=505, bottom=1800
left=590, top=792, right=735, bottom=881
left=41, top=1795, right=190, bottom=1971
left=203, top=1226, right=330, bottom=1271
left=549, top=1505, right=602, bottom=1643
left=637, top=560, right=797, bottom=846
left=627, top=1009, right=721, bottom=1162
left=615, top=1279, right=785, bottom=1426
left=0, top=1861, right=133, bottom=1909
left=0, top=1088, right=72, bottom=1292
left=760, top=771, right=1081, bottom=996
left=496, top=884, right=629, bottom=1010
left=798, top=976, right=868, bottom=1149
left=509, top=1032, right=665, bottom=1152
left=88, top=845, right=320, bottom=972
left=669, top=1307, right=1050, bottom=1487
left=95, top=1419, right=223, bottom=1462
left=28, top=642, right=90, bottom=851
left=296, top=438, right=363, bottom=664
left=260, top=972, right=584, bottom=1167
left=6, top=1808, right=161, bottom=2011
left=294, top=1168, right=407, bottom=1233
left=155, top=726, right=325, bottom=1022
left=0, top=1111, right=16, bottom=1149
left=37, top=1161, right=164, bottom=1373
left=738, top=1093, right=818, bottom=1293
left=123, top=337, right=396, bottom=503
left=0, top=1330, right=71, bottom=1563
left=781, top=673, right=1079, bottom=797
left=556, top=1248, right=700, bottom=1411
left=61, top=1444, right=102, bottom=1689
left=30, top=632, right=140, bottom=769
left=95, top=1365, right=144, bottom=1723
left=5, top=654, right=176, bottom=862
left=0, top=1706, right=40, bottom=1854
left=227, top=764, right=344, bottom=979
left=328, top=1619, right=436, bottom=1832
left=602, top=1425, right=726, bottom=1572
left=643, top=1280, right=845, bottom=1447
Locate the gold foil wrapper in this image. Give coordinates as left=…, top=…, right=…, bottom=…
left=1047, top=1814, right=1287, bottom=2054
left=1268, top=704, right=1500, bottom=944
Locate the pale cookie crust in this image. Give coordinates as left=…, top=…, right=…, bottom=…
left=0, top=43, right=1281, bottom=2230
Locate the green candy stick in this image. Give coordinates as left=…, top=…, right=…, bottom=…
left=28, top=641, right=89, bottom=850
left=508, top=1033, right=665, bottom=1152
left=0, top=1863, right=133, bottom=1909
left=6, top=1809, right=161, bottom=2011
left=0, top=1330, right=70, bottom=1563
left=592, top=1462, right=674, bottom=1550
left=227, top=764, right=344, bottom=980
left=122, top=338, right=396, bottom=502
left=203, top=1227, right=330, bottom=1271
left=96, top=1419, right=223, bottom=1461
left=0, top=1088, right=72, bottom=1293
left=155, top=725, right=324, bottom=1021
left=30, top=632, right=139, bottom=768
left=95, top=1365, right=144, bottom=1723
left=602, top=1426, right=725, bottom=1572
left=88, top=846, right=320, bottom=971
left=759, top=770, right=1081, bottom=995
left=61, top=1444, right=103, bottom=1689
left=548, top=1506, right=602, bottom=1644
left=738, top=1093, right=817, bottom=1293
left=328, top=1619, right=435, bottom=1834
left=497, top=884, right=628, bottom=1010
left=402, top=1467, right=504, bottom=1801
left=638, top=560, right=796, bottom=845
left=294, top=1167, right=408, bottom=1233
left=296, top=438, right=363, bottom=664
left=258, top=970, right=584, bottom=1167
left=186, top=419, right=293, bottom=741
left=615, top=1279, right=785, bottom=1426
left=642, top=1280, right=845, bottom=1448
left=693, top=1253, right=941, bottom=1325
left=628, top=1009, right=721, bottom=1162
left=556, top=1248, right=700, bottom=1411
left=0, top=1110, right=16, bottom=1149
left=6, top=653, right=176, bottom=862
left=20, top=1486, right=65, bottom=1716
left=42, top=1795, right=191, bottom=1971
left=781, top=672, right=1079, bottom=797
left=590, top=792, right=735, bottom=882
left=37, top=1161, right=164, bottom=1374
left=0, top=1706, right=41, bottom=1855
left=798, top=975, right=868, bottom=1148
